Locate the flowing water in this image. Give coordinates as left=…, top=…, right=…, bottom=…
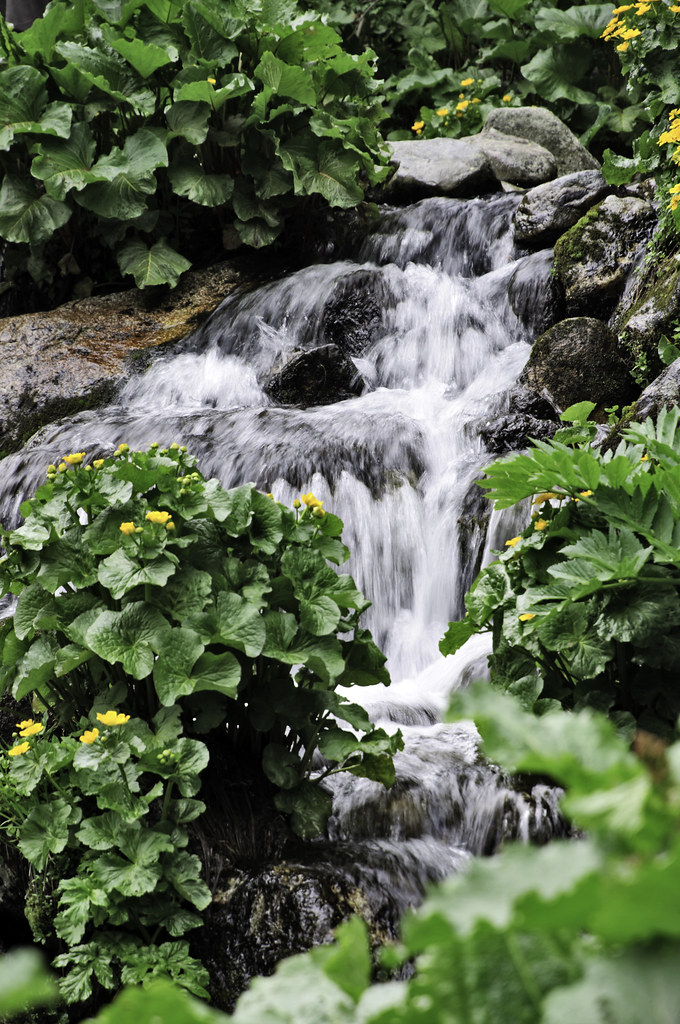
left=1, top=193, right=565, bottom=930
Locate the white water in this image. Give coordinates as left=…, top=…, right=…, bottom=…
left=1, top=194, right=564, bottom=914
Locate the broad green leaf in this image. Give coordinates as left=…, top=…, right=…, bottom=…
left=181, top=1, right=239, bottom=64
left=0, top=949, right=58, bottom=1017
left=274, top=781, right=333, bottom=839
left=55, top=876, right=109, bottom=944
left=440, top=617, right=478, bottom=656
left=15, top=0, right=85, bottom=60
left=97, top=548, right=177, bottom=598
left=262, top=743, right=302, bottom=789
left=299, top=595, right=341, bottom=636
left=278, top=136, right=364, bottom=207
left=85, top=602, right=170, bottom=679
left=31, top=122, right=99, bottom=200
left=213, top=591, right=266, bottom=656
left=560, top=400, right=596, bottom=423
left=0, top=175, right=71, bottom=245
left=117, top=238, right=192, bottom=288
left=163, top=851, right=211, bottom=910
left=13, top=635, right=58, bottom=700
left=521, top=45, right=595, bottom=105
left=55, top=41, right=156, bottom=113
left=90, top=978, right=225, bottom=1024
left=18, top=798, right=80, bottom=871
left=168, top=157, right=234, bottom=206
left=153, top=627, right=205, bottom=704
left=13, top=582, right=56, bottom=640
left=76, top=128, right=168, bottom=221
left=166, top=101, right=211, bottom=145
left=0, top=65, right=72, bottom=150
left=262, top=611, right=345, bottom=682
left=255, top=51, right=316, bottom=105
left=173, top=72, right=253, bottom=109
left=104, top=30, right=174, bottom=77
left=189, top=650, right=241, bottom=699
left=91, top=851, right=163, bottom=897
left=486, top=0, right=531, bottom=18
left=535, top=4, right=614, bottom=40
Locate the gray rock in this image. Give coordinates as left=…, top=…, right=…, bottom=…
left=514, top=170, right=613, bottom=247
left=520, top=317, right=638, bottom=414
left=625, top=357, right=680, bottom=423
left=553, top=195, right=656, bottom=319
left=483, top=107, right=600, bottom=176
left=262, top=344, right=365, bottom=406
left=386, top=137, right=494, bottom=199
left=0, top=262, right=244, bottom=454
left=507, top=249, right=564, bottom=337
left=467, top=127, right=557, bottom=187
left=610, top=253, right=680, bottom=377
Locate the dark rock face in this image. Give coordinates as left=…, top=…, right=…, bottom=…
left=483, top=107, right=601, bottom=176
left=0, top=263, right=244, bottom=454
left=262, top=344, right=366, bottom=406
left=625, top=356, right=680, bottom=423
left=552, top=195, right=657, bottom=319
left=507, top=249, right=564, bottom=337
left=478, top=385, right=560, bottom=455
left=319, top=269, right=385, bottom=355
left=610, top=254, right=680, bottom=372
left=514, top=170, right=612, bottom=248
left=520, top=317, right=639, bottom=413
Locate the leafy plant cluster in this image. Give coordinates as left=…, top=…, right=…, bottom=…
left=11, top=682, right=680, bottom=1024
left=440, top=401, right=680, bottom=738
left=304, top=0, right=639, bottom=154
left=0, top=0, right=389, bottom=302
left=0, top=443, right=400, bottom=1000
left=1, top=706, right=212, bottom=1002
left=600, top=0, right=680, bottom=232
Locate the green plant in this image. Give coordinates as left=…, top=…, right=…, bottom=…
left=2, top=707, right=211, bottom=1002
left=440, top=402, right=680, bottom=737
left=0, top=0, right=389, bottom=304
left=0, top=443, right=400, bottom=1000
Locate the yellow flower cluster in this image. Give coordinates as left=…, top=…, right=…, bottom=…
left=63, top=452, right=86, bottom=465
left=301, top=492, right=323, bottom=509
left=80, top=728, right=99, bottom=744
left=670, top=182, right=680, bottom=211
left=436, top=107, right=449, bottom=117
left=7, top=719, right=44, bottom=756
left=96, top=710, right=130, bottom=726
left=145, top=510, right=173, bottom=525
left=601, top=0, right=655, bottom=49
left=120, top=521, right=136, bottom=535
left=411, top=120, right=424, bottom=135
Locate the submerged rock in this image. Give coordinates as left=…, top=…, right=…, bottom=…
left=507, top=249, right=564, bottom=336
left=483, top=107, right=601, bottom=176
left=262, top=344, right=366, bottom=406
left=514, top=170, right=612, bottom=248
left=552, top=195, right=656, bottom=319
left=520, top=317, right=638, bottom=413
left=0, top=262, right=244, bottom=455
left=319, top=269, right=385, bottom=355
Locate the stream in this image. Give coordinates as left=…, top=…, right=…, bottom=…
left=1, top=191, right=566, bottom=976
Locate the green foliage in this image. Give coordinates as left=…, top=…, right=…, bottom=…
left=0, top=443, right=400, bottom=1004
left=440, top=405, right=680, bottom=736
left=0, top=0, right=389, bottom=302
left=305, top=0, right=636, bottom=153
left=600, top=1, right=680, bottom=232
left=0, top=947, right=59, bottom=1018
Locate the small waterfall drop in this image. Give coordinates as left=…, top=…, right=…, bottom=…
left=0, top=193, right=564, bottom=919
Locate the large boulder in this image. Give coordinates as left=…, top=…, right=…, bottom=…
left=623, top=357, right=680, bottom=423
left=514, top=170, right=613, bottom=248
left=0, top=262, right=244, bottom=454
left=610, top=253, right=680, bottom=380
left=520, top=317, right=638, bottom=414
left=552, top=195, right=656, bottom=319
left=466, top=127, right=556, bottom=187
left=386, top=137, right=494, bottom=199
left=262, top=344, right=366, bottom=406
left=483, top=107, right=600, bottom=176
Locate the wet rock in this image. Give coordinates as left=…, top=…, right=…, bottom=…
left=386, top=137, right=494, bottom=200
left=479, top=413, right=559, bottom=454
left=467, top=127, right=557, bottom=187
left=514, top=170, right=612, bottom=247
left=319, top=269, right=385, bottom=355
left=552, top=195, right=657, bottom=319
left=483, top=107, right=601, bottom=176
left=262, top=344, right=366, bottom=406
left=507, top=249, right=564, bottom=336
left=0, top=262, right=244, bottom=455
left=610, top=253, right=680, bottom=379
left=520, top=317, right=638, bottom=414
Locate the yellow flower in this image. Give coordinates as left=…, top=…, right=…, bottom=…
left=115, top=443, right=129, bottom=454
left=621, top=26, right=641, bottom=37
left=436, top=107, right=449, bottom=117
left=47, top=464, right=57, bottom=474
left=207, top=77, right=216, bottom=84
left=266, top=492, right=274, bottom=500
left=460, top=77, right=474, bottom=87
left=93, top=459, right=105, bottom=469
left=120, top=521, right=136, bottom=535
left=534, top=519, right=548, bottom=531
left=96, top=711, right=130, bottom=727
left=456, top=100, right=469, bottom=112
left=579, top=490, right=594, bottom=498
left=502, top=94, right=512, bottom=102
left=63, top=452, right=85, bottom=465
left=8, top=741, right=30, bottom=756
left=635, top=3, right=650, bottom=12
left=145, top=510, right=172, bottom=525
left=301, top=492, right=323, bottom=509
left=79, top=728, right=99, bottom=745
left=612, top=3, right=633, bottom=11
left=58, top=462, right=67, bottom=472
left=616, top=40, right=630, bottom=50
left=19, top=722, right=44, bottom=737
left=411, top=120, right=425, bottom=133
left=16, top=719, right=35, bottom=730
left=519, top=613, right=536, bottom=622
left=170, top=442, right=180, bottom=450
left=472, top=97, right=481, bottom=103
left=505, top=536, right=520, bottom=547
left=640, top=453, right=649, bottom=462
left=669, top=3, right=680, bottom=9
left=533, top=492, right=559, bottom=504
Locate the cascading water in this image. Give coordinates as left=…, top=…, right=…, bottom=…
left=0, top=193, right=565, bottom=938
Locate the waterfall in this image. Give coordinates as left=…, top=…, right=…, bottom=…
left=0, top=193, right=565, bottom=922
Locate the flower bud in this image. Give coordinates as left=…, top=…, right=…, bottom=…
left=293, top=499, right=301, bottom=509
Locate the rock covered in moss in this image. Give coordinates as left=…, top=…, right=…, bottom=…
left=483, top=107, right=601, bottom=176
left=520, top=317, right=638, bottom=414
left=552, top=195, right=656, bottom=319
left=514, top=170, right=612, bottom=247
left=610, top=252, right=680, bottom=378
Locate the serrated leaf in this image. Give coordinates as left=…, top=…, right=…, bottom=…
left=168, top=157, right=234, bottom=206
left=85, top=602, right=170, bottom=679
left=117, top=238, right=192, bottom=288
left=166, top=101, right=211, bottom=145
left=31, top=122, right=99, bottom=200
left=97, top=548, right=177, bottom=598
left=19, top=798, right=80, bottom=871
left=255, top=50, right=316, bottom=105
left=76, top=128, right=168, bottom=220
left=0, top=175, right=71, bottom=244
left=55, top=41, right=156, bottom=113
